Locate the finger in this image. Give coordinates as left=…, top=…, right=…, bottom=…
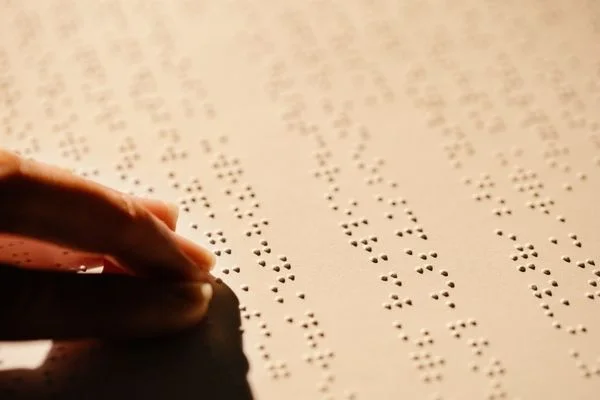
left=0, top=264, right=214, bottom=340
left=0, top=150, right=213, bottom=280
left=0, top=200, right=214, bottom=273
left=132, top=197, right=179, bottom=231
left=136, top=199, right=215, bottom=269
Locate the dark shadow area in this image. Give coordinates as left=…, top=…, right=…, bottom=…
left=0, top=281, right=253, bottom=400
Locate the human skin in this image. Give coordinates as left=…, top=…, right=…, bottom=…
left=0, top=149, right=216, bottom=340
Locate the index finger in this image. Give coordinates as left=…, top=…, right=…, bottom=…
left=0, top=150, right=213, bottom=281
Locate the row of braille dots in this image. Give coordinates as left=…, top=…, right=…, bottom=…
left=169, top=54, right=218, bottom=119
left=207, top=148, right=331, bottom=387
left=211, top=153, right=300, bottom=300
left=341, top=211, right=388, bottom=264
left=510, top=166, right=568, bottom=221
left=208, top=147, right=334, bottom=386
left=464, top=174, right=512, bottom=217
left=550, top=234, right=600, bottom=300
left=129, top=68, right=174, bottom=125
left=179, top=81, right=216, bottom=120
left=240, top=306, right=285, bottom=379
left=317, top=149, right=390, bottom=264
left=75, top=48, right=127, bottom=132
left=214, top=156, right=244, bottom=185
left=346, top=138, right=428, bottom=235
left=349, top=137, right=395, bottom=188
left=0, top=51, right=20, bottom=139
left=220, top=160, right=260, bottom=221
left=407, top=330, right=445, bottom=384
left=159, top=145, right=188, bottom=163
left=294, top=311, right=337, bottom=393
left=569, top=349, right=600, bottom=379
left=542, top=141, right=572, bottom=172
left=57, top=132, right=89, bottom=161
left=441, top=130, right=476, bottom=170
left=446, top=318, right=508, bottom=397
left=240, top=307, right=272, bottom=342
left=482, top=358, right=508, bottom=400
left=7, top=136, right=40, bottom=158
left=35, top=63, right=70, bottom=122
left=384, top=196, right=428, bottom=239
left=381, top=273, right=411, bottom=311
left=171, top=174, right=216, bottom=219
left=256, top=244, right=298, bottom=302
left=404, top=248, right=456, bottom=309
left=349, top=139, right=384, bottom=186
left=499, top=232, right=583, bottom=332
left=115, top=136, right=140, bottom=173
left=216, top=148, right=336, bottom=382
left=204, top=230, right=233, bottom=258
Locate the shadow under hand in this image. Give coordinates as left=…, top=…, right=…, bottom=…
left=0, top=281, right=254, bottom=400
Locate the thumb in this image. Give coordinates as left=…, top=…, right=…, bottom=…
left=0, top=264, right=214, bottom=340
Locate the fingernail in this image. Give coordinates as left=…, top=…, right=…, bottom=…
left=166, top=202, right=180, bottom=227
left=200, top=282, right=213, bottom=304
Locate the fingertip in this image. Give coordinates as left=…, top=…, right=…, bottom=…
left=166, top=202, right=179, bottom=228
left=176, top=235, right=217, bottom=271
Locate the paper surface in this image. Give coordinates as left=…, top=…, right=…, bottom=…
left=1, top=0, right=600, bottom=399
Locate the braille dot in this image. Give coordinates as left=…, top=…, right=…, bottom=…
left=561, top=299, right=570, bottom=306
left=233, top=266, right=241, bottom=273
left=562, top=255, right=571, bottom=263
left=405, top=249, right=413, bottom=255
left=241, top=285, right=249, bottom=291
left=371, top=257, right=378, bottom=263
left=542, top=269, right=551, bottom=275
left=518, top=266, right=526, bottom=272
left=440, top=270, right=448, bottom=276
left=380, top=275, right=388, bottom=282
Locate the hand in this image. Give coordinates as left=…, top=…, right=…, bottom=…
left=0, top=149, right=216, bottom=340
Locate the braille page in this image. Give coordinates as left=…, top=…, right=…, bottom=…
left=1, top=0, right=599, bottom=399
